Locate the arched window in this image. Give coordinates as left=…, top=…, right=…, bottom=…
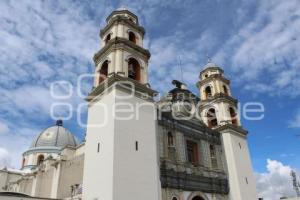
left=210, top=145, right=217, bottom=169
left=105, top=33, right=111, bottom=44
left=128, top=58, right=141, bottom=81
left=207, top=108, right=218, bottom=128
left=37, top=155, right=44, bottom=165
left=223, top=85, right=228, bottom=95
left=128, top=31, right=137, bottom=44
left=205, top=86, right=212, bottom=99
left=167, top=132, right=174, bottom=147
left=22, top=158, right=25, bottom=167
left=172, top=197, right=178, bottom=200
left=229, top=107, right=238, bottom=125
left=99, top=60, right=108, bottom=84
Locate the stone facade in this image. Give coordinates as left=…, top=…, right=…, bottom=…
left=1, top=145, right=84, bottom=199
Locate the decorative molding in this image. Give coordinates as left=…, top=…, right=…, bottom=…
left=85, top=73, right=156, bottom=102
left=158, top=113, right=221, bottom=145
left=200, top=67, right=224, bottom=76
left=199, top=93, right=238, bottom=107
left=23, top=148, right=61, bottom=156
left=101, top=16, right=145, bottom=38
left=160, top=167, right=229, bottom=195
left=106, top=10, right=139, bottom=23
left=215, top=124, right=248, bottom=138
left=197, top=74, right=230, bottom=88
left=124, top=54, right=144, bottom=68
left=93, top=37, right=150, bottom=66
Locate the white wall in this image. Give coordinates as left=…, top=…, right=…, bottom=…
left=113, top=88, right=161, bottom=200
left=221, top=130, right=257, bottom=200
left=83, top=87, right=115, bottom=200
left=83, top=85, right=161, bottom=200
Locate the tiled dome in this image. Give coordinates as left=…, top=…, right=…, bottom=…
left=30, top=120, right=78, bottom=148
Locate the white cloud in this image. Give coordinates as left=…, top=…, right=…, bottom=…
left=214, top=0, right=300, bottom=97
left=256, top=159, right=298, bottom=200
left=289, top=110, right=300, bottom=128
left=0, top=1, right=110, bottom=128
left=0, top=85, right=52, bottom=115
left=0, top=147, right=11, bottom=168
left=0, top=125, right=40, bottom=169
left=0, top=121, right=9, bottom=135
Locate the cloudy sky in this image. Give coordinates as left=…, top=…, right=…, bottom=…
left=0, top=0, right=299, bottom=199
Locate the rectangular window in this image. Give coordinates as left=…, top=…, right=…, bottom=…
left=135, top=141, right=138, bottom=151
left=97, top=142, right=100, bottom=153
left=186, top=140, right=199, bottom=165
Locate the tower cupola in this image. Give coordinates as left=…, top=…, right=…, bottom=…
left=197, top=61, right=231, bottom=101
left=106, top=8, right=139, bottom=25
left=83, top=10, right=161, bottom=200
left=92, top=9, right=150, bottom=90
left=196, top=61, right=258, bottom=199
left=197, top=61, right=240, bottom=128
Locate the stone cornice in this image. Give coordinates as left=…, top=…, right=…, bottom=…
left=200, top=67, right=224, bottom=76
left=158, top=113, right=221, bottom=144
left=93, top=37, right=150, bottom=66
left=160, top=166, right=229, bottom=194
left=215, top=124, right=248, bottom=138
left=85, top=73, right=157, bottom=102
left=0, top=193, right=60, bottom=199
left=199, top=93, right=238, bottom=107
left=197, top=74, right=230, bottom=88
left=100, top=16, right=145, bottom=38
left=23, top=147, right=61, bottom=156
left=106, top=10, right=139, bottom=23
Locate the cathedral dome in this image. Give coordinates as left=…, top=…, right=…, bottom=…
left=30, top=120, right=78, bottom=149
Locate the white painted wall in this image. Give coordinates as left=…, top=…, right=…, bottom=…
left=113, top=88, right=161, bottom=200
left=83, top=85, right=161, bottom=200
left=221, top=130, right=257, bottom=200
left=83, top=88, right=115, bottom=200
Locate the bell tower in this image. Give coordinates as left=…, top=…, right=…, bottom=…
left=93, top=8, right=150, bottom=86
left=197, top=61, right=257, bottom=200
left=83, top=9, right=161, bottom=200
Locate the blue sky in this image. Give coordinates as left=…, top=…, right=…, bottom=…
left=0, top=0, right=299, bottom=199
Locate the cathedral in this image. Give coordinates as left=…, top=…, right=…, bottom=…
left=0, top=9, right=257, bottom=200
